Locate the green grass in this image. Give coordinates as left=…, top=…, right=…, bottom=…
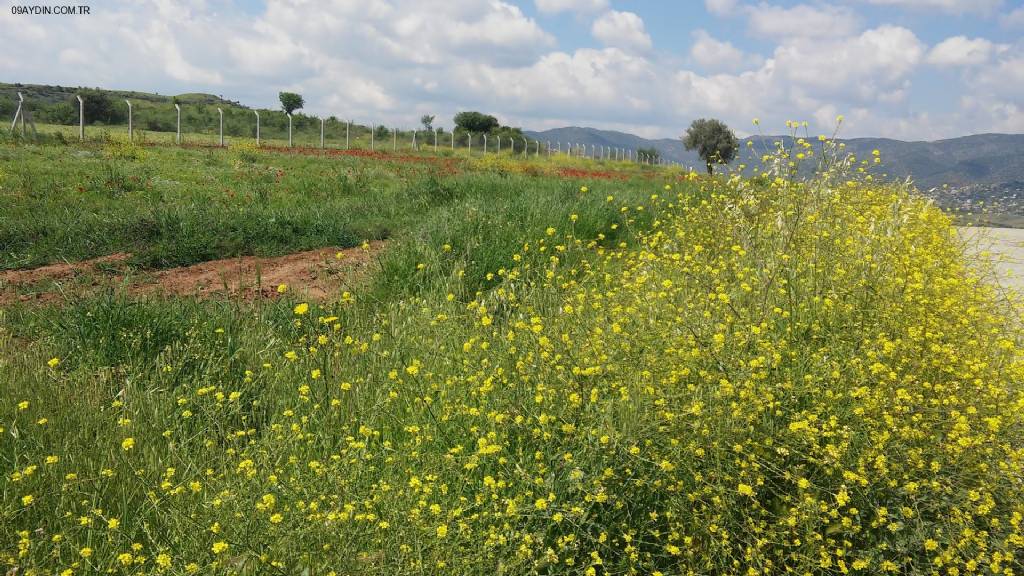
left=2, top=135, right=1022, bottom=575
left=0, top=135, right=658, bottom=272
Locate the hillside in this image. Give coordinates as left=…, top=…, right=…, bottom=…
left=4, top=82, right=1021, bottom=219
left=525, top=127, right=1024, bottom=190
left=0, top=82, right=243, bottom=108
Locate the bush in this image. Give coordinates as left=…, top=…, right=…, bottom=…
left=2, top=144, right=1022, bottom=575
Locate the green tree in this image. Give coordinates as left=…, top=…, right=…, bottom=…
left=683, top=118, right=738, bottom=174
left=637, top=146, right=661, bottom=163
left=453, top=111, right=499, bottom=133
left=76, top=90, right=126, bottom=125
left=43, top=102, right=78, bottom=125
left=279, top=92, right=304, bottom=115
left=420, top=114, right=435, bottom=131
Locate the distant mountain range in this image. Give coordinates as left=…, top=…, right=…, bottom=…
left=525, top=127, right=1024, bottom=191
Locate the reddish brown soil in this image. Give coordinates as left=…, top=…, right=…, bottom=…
left=0, top=253, right=131, bottom=287
left=0, top=242, right=384, bottom=305
left=556, top=167, right=629, bottom=181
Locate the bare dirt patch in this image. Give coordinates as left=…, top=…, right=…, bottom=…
left=1, top=253, right=131, bottom=286
left=1, top=243, right=384, bottom=305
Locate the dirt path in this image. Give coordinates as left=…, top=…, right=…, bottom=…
left=957, top=226, right=1024, bottom=293
left=0, top=242, right=384, bottom=305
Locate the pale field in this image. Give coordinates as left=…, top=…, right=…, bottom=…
left=959, top=226, right=1024, bottom=293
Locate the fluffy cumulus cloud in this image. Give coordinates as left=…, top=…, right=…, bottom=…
left=0, top=0, right=227, bottom=88
left=534, top=0, right=607, bottom=14
left=704, top=0, right=741, bottom=16
left=745, top=3, right=862, bottom=39
left=591, top=11, right=652, bottom=52
left=689, top=30, right=762, bottom=72
left=773, top=26, right=925, bottom=99
left=0, top=0, right=1018, bottom=140
left=1002, top=6, right=1024, bottom=28
left=927, top=36, right=1002, bottom=66
left=958, top=49, right=1024, bottom=134
left=859, top=0, right=1005, bottom=14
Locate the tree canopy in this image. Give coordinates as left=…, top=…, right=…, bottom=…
left=683, top=118, right=738, bottom=174
left=279, top=92, right=304, bottom=115
left=454, top=111, right=499, bottom=133
left=637, top=146, right=661, bottom=163
left=420, top=115, right=435, bottom=131
left=76, top=89, right=126, bottom=125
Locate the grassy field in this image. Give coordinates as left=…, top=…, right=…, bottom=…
left=2, top=133, right=1023, bottom=575
left=17, top=121, right=537, bottom=155
left=19, top=122, right=432, bottom=151
left=0, top=132, right=649, bottom=272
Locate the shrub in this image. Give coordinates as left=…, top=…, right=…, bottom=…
left=2, top=143, right=1022, bottom=575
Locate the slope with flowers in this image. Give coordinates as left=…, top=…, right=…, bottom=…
left=2, top=139, right=1023, bottom=575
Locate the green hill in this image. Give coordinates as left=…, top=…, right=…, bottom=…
left=0, top=82, right=244, bottom=108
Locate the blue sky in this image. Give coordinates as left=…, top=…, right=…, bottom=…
left=2, top=0, right=1022, bottom=139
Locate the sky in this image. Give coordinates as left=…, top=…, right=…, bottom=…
left=1, top=0, right=1022, bottom=139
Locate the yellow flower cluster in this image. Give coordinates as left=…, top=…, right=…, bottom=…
left=3, top=142, right=1022, bottom=575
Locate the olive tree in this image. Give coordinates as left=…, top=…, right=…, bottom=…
left=683, top=118, right=738, bottom=174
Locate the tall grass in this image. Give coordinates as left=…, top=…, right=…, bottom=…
left=0, top=138, right=658, bottom=271
left=2, top=139, right=1022, bottom=575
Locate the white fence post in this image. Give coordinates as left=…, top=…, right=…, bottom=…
left=287, top=113, right=293, bottom=147
left=175, top=103, right=181, bottom=145
left=320, top=117, right=325, bottom=149
left=345, top=121, right=350, bottom=149
left=510, top=137, right=514, bottom=154
left=125, top=100, right=132, bottom=141
left=468, top=132, right=472, bottom=155
left=10, top=92, right=23, bottom=133
left=370, top=124, right=375, bottom=151
left=77, top=95, right=84, bottom=141
left=412, top=130, right=417, bottom=150
left=496, top=135, right=501, bottom=153
left=254, top=110, right=260, bottom=146
left=482, top=134, right=487, bottom=154
left=392, top=128, right=396, bottom=152
left=451, top=131, right=455, bottom=150
left=217, top=107, right=223, bottom=147
left=434, top=128, right=438, bottom=152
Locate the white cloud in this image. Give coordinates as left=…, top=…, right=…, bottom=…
left=746, top=3, right=861, bottom=39
left=860, top=0, right=1004, bottom=14
left=927, top=36, right=1001, bottom=66
left=591, top=11, right=652, bottom=52
left=456, top=23, right=935, bottom=139
left=974, top=51, right=1024, bottom=99
left=773, top=26, right=925, bottom=101
left=690, top=30, right=762, bottom=71
left=1001, top=7, right=1024, bottom=28
left=0, top=0, right=1018, bottom=141
left=534, top=0, right=608, bottom=14
left=960, top=96, right=1024, bottom=133
left=705, top=0, right=740, bottom=16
